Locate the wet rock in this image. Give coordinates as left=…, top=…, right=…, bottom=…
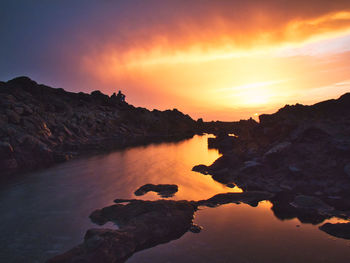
left=194, top=92, right=350, bottom=218
left=0, top=76, right=199, bottom=176
left=196, top=191, right=274, bottom=207
left=192, top=164, right=210, bottom=175
left=189, top=224, right=202, bottom=233
left=134, top=184, right=178, bottom=198
left=49, top=191, right=275, bottom=263
left=319, top=222, right=350, bottom=240
left=49, top=200, right=196, bottom=263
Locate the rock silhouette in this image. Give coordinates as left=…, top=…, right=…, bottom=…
left=47, top=191, right=273, bottom=263
left=134, top=184, right=178, bottom=198
left=0, top=77, right=198, bottom=176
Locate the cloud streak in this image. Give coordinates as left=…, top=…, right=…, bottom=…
left=2, top=0, right=350, bottom=120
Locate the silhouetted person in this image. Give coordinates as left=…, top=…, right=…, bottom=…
left=116, top=90, right=122, bottom=100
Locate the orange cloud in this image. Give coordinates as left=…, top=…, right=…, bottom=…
left=77, top=2, right=350, bottom=120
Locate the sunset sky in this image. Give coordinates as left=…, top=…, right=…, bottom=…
left=1, top=0, right=350, bottom=120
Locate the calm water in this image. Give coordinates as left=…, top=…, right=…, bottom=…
left=0, top=135, right=350, bottom=262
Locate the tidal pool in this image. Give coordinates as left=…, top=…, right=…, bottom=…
left=0, top=135, right=349, bottom=262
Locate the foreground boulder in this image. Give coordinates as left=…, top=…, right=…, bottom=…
left=48, top=191, right=275, bottom=262
left=47, top=200, right=197, bottom=263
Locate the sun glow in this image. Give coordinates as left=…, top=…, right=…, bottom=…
left=81, top=9, right=350, bottom=120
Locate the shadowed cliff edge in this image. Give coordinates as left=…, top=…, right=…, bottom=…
left=0, top=77, right=199, bottom=177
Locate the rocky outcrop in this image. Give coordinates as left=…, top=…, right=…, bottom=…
left=47, top=190, right=274, bottom=263
left=134, top=184, right=178, bottom=198
left=48, top=199, right=197, bottom=263
left=193, top=93, right=350, bottom=200
left=0, top=77, right=198, bottom=177
left=192, top=94, right=350, bottom=234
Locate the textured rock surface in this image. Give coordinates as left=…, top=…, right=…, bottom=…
left=47, top=199, right=197, bottom=263
left=47, top=191, right=276, bottom=263
left=0, top=77, right=198, bottom=176
left=193, top=93, right=350, bottom=211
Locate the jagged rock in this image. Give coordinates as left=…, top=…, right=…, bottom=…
left=0, top=76, right=199, bottom=176
left=134, top=184, right=178, bottom=198
left=48, top=200, right=197, bottom=263
left=48, top=191, right=276, bottom=262
left=194, top=93, right=350, bottom=212
left=192, top=164, right=210, bottom=175
left=196, top=191, right=274, bottom=207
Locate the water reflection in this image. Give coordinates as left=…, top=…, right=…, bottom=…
left=0, top=135, right=350, bottom=262
left=129, top=202, right=350, bottom=263
left=0, top=135, right=232, bottom=262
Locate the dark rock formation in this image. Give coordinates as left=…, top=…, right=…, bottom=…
left=193, top=93, right=350, bottom=209
left=192, top=164, right=210, bottom=175
left=134, top=184, right=178, bottom=198
left=48, top=199, right=197, bottom=263
left=196, top=191, right=274, bottom=207
left=319, top=222, right=350, bottom=240
left=47, top=191, right=274, bottom=262
left=0, top=77, right=198, bottom=177
left=192, top=93, right=350, bottom=236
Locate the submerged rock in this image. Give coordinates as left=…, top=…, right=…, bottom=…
left=134, top=184, right=178, bottom=198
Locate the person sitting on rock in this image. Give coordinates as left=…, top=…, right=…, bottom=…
left=115, top=90, right=126, bottom=102
left=116, top=90, right=122, bottom=100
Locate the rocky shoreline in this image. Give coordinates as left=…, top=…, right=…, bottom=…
left=0, top=77, right=199, bottom=177
left=47, top=189, right=273, bottom=263
left=3, top=77, right=350, bottom=262
left=193, top=93, right=350, bottom=197
left=193, top=93, right=350, bottom=236
left=46, top=184, right=350, bottom=262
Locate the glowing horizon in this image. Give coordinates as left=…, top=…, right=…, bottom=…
left=2, top=1, right=350, bottom=121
